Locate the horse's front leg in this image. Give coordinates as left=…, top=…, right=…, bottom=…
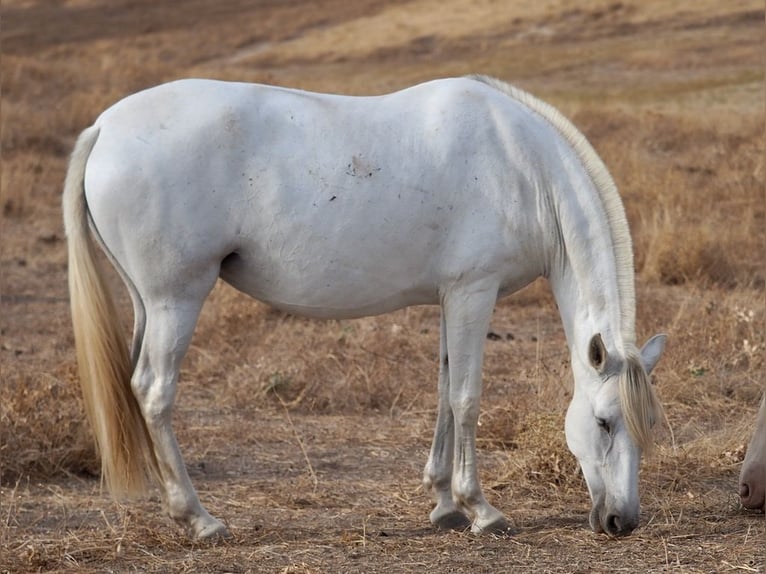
left=132, top=298, right=230, bottom=540
left=423, top=315, right=471, bottom=530
left=442, top=282, right=509, bottom=535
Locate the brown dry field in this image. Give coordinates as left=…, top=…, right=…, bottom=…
left=1, top=1, right=765, bottom=572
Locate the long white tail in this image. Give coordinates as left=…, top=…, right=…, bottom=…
left=62, top=126, right=160, bottom=497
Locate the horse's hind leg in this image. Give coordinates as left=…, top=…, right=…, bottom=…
left=132, top=277, right=228, bottom=540
left=423, top=314, right=471, bottom=530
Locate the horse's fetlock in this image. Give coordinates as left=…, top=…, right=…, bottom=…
left=452, top=483, right=481, bottom=510
left=423, top=472, right=451, bottom=493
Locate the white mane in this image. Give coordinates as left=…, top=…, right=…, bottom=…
left=467, top=74, right=636, bottom=343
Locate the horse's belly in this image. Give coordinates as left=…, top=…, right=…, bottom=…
left=219, top=246, right=441, bottom=319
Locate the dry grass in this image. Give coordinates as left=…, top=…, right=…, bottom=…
left=1, top=0, right=764, bottom=572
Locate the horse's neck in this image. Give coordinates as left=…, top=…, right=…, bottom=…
left=550, top=264, right=619, bottom=350
left=545, top=174, right=634, bottom=357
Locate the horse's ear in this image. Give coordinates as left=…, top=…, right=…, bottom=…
left=640, top=334, right=667, bottom=376
left=588, top=333, right=607, bottom=373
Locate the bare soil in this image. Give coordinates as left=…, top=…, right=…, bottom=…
left=1, top=1, right=764, bottom=572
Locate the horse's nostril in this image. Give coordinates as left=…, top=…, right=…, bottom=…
left=605, top=513, right=637, bottom=536
left=739, top=482, right=750, bottom=500
left=606, top=514, right=621, bottom=534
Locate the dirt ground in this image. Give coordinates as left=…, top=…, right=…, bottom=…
left=1, top=1, right=764, bottom=572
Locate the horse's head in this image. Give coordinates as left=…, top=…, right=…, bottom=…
left=565, top=333, right=666, bottom=536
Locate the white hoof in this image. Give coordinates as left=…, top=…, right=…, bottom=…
left=194, top=519, right=231, bottom=541
left=471, top=513, right=512, bottom=535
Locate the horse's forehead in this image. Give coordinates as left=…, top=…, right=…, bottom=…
left=584, top=363, right=627, bottom=411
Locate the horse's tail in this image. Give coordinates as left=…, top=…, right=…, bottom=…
left=63, top=125, right=159, bottom=497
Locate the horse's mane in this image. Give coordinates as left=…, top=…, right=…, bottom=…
left=467, top=74, right=635, bottom=340
left=468, top=75, right=661, bottom=451
left=621, top=353, right=661, bottom=452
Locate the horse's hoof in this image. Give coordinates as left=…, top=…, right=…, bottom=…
left=194, top=521, right=232, bottom=541
left=431, top=509, right=472, bottom=531
left=471, top=516, right=513, bottom=536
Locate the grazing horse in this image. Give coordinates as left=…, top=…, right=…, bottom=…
left=63, top=75, right=666, bottom=540
left=739, top=395, right=765, bottom=511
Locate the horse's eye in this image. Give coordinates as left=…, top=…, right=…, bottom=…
left=596, top=418, right=611, bottom=434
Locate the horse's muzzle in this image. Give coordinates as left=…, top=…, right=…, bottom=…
left=590, top=504, right=639, bottom=537
left=739, top=462, right=765, bottom=511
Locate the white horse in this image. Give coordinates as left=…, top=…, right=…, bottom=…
left=739, top=395, right=765, bottom=511
left=63, top=75, right=666, bottom=540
